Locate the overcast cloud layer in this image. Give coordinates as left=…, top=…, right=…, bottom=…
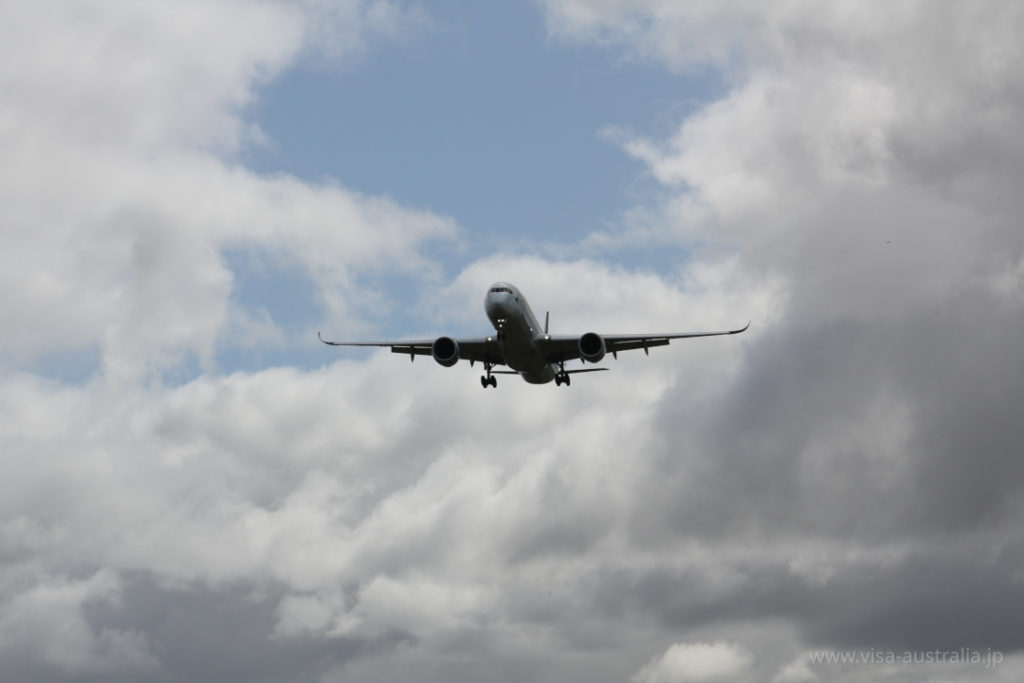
left=3, top=1, right=1024, bottom=682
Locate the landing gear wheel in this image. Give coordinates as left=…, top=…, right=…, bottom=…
left=555, top=361, right=571, bottom=387
left=481, top=371, right=497, bottom=388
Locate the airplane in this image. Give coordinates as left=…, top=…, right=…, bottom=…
left=318, top=282, right=749, bottom=388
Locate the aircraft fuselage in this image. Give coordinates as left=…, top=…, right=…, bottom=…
left=484, top=282, right=556, bottom=384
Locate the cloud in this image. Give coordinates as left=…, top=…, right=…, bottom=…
left=0, top=256, right=762, bottom=680
left=298, top=0, right=430, bottom=62
left=632, top=641, right=751, bottom=683
left=5, top=1, right=1024, bottom=681
left=539, top=0, right=1024, bottom=548
left=538, top=0, right=1024, bottom=675
left=0, top=570, right=157, bottom=675
left=0, top=0, right=452, bottom=384
left=773, top=653, right=817, bottom=683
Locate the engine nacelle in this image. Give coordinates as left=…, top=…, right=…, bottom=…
left=578, top=332, right=606, bottom=363
left=432, top=336, right=460, bottom=367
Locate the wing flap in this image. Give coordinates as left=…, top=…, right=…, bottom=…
left=605, top=338, right=671, bottom=353
left=537, top=322, right=749, bottom=363
left=318, top=332, right=504, bottom=366
left=387, top=345, right=433, bottom=356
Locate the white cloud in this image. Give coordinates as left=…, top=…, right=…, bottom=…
left=543, top=0, right=1024, bottom=275
left=0, top=257, right=762, bottom=675
left=772, top=654, right=817, bottom=683
left=0, top=570, right=157, bottom=674
left=0, top=0, right=300, bottom=154
left=633, top=641, right=751, bottom=683
left=0, top=0, right=452, bottom=383
left=4, top=1, right=1024, bottom=681
left=298, top=0, right=429, bottom=61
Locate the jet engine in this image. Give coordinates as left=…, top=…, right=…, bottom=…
left=578, top=332, right=606, bottom=363
left=432, top=336, right=460, bottom=367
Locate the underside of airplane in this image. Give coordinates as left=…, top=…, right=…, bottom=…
left=319, top=282, right=748, bottom=388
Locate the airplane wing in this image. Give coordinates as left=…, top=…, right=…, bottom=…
left=537, top=322, right=750, bottom=363
left=318, top=332, right=505, bottom=366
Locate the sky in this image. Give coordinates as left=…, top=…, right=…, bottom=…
left=2, top=1, right=1024, bottom=682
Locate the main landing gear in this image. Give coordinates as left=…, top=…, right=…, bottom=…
left=481, top=362, right=498, bottom=388
left=554, top=362, right=571, bottom=386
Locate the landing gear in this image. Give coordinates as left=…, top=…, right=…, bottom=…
left=554, top=362, right=571, bottom=387
left=481, top=363, right=497, bottom=388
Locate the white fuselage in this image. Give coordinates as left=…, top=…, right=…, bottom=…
left=484, top=282, right=557, bottom=384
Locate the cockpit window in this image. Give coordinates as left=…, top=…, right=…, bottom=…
left=489, top=286, right=513, bottom=294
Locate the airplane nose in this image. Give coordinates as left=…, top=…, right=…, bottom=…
left=485, top=290, right=513, bottom=316
left=485, top=284, right=518, bottom=319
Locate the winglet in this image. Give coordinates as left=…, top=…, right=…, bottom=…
left=318, top=330, right=340, bottom=346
